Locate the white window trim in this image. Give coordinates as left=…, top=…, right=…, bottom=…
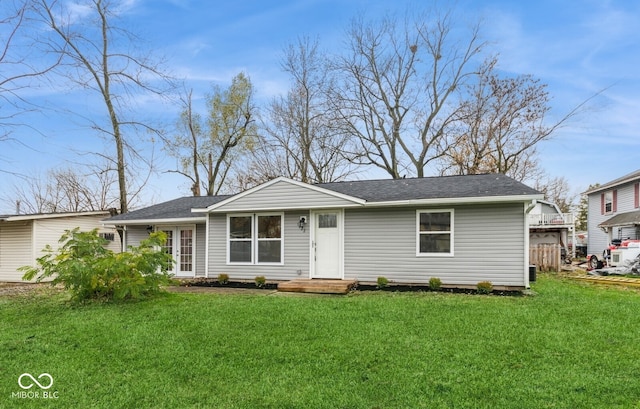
left=416, top=209, right=454, bottom=257
left=227, top=213, right=254, bottom=265
left=226, top=213, right=284, bottom=265
left=604, top=191, right=613, bottom=214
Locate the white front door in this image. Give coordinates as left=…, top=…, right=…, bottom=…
left=311, top=210, right=343, bottom=279
left=160, top=226, right=195, bottom=277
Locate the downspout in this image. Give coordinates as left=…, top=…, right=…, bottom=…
left=122, top=225, right=127, bottom=252
left=524, top=200, right=537, bottom=289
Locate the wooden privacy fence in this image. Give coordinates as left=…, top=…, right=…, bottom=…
left=529, top=244, right=561, bottom=272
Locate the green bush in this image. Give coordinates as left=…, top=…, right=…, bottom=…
left=254, top=276, right=266, bottom=288
left=476, top=281, right=493, bottom=295
left=218, top=273, right=230, bottom=285
left=428, top=277, right=442, bottom=291
left=376, top=276, right=389, bottom=289
left=20, top=228, right=174, bottom=302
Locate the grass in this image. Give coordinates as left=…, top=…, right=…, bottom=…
left=2, top=274, right=640, bottom=408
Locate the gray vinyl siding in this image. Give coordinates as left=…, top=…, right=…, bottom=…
left=125, top=226, right=150, bottom=248
left=195, top=224, right=206, bottom=277
left=0, top=222, right=33, bottom=282
left=343, top=204, right=527, bottom=287
left=126, top=224, right=206, bottom=276
left=213, top=180, right=358, bottom=212
left=207, top=211, right=310, bottom=280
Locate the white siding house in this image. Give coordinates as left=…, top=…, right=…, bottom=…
left=585, top=169, right=640, bottom=266
left=528, top=199, right=575, bottom=259
left=0, top=211, right=121, bottom=282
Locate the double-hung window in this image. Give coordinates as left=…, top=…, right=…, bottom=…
left=604, top=191, right=613, bottom=213
left=228, top=214, right=283, bottom=264
left=417, top=209, right=454, bottom=256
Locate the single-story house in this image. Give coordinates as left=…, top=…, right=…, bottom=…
left=105, top=174, right=543, bottom=290
left=0, top=210, right=122, bottom=282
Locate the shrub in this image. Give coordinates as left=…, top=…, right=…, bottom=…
left=429, top=277, right=442, bottom=291
left=476, top=281, right=493, bottom=295
left=20, top=228, right=173, bottom=302
left=376, top=276, right=389, bottom=289
left=218, top=273, right=229, bottom=285
left=254, top=276, right=266, bottom=288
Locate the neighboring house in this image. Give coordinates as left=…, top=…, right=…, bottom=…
left=105, top=174, right=543, bottom=290
left=0, top=211, right=121, bottom=282
left=528, top=199, right=575, bottom=260
left=585, top=169, right=640, bottom=266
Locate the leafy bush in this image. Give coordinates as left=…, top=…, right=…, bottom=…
left=254, top=276, right=266, bottom=288
left=476, top=281, right=493, bottom=295
left=376, top=276, right=389, bottom=289
left=20, top=228, right=174, bottom=302
left=428, top=277, right=442, bottom=291
left=218, top=273, right=230, bottom=285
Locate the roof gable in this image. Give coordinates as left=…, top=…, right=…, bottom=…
left=205, top=177, right=365, bottom=212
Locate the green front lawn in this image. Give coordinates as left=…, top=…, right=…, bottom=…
left=2, top=275, right=640, bottom=408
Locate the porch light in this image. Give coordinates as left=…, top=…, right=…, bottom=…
left=298, top=216, right=307, bottom=232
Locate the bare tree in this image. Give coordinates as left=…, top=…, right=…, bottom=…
left=534, top=175, right=575, bottom=213
left=330, top=9, right=485, bottom=178
left=6, top=163, right=119, bottom=213
left=229, top=139, right=286, bottom=192
left=33, top=0, right=174, bottom=213
left=166, top=88, right=204, bottom=196
left=0, top=0, right=62, bottom=163
left=166, top=73, right=257, bottom=196
left=440, top=58, right=559, bottom=180
left=260, top=36, right=354, bottom=184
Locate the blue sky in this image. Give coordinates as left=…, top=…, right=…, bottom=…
left=1, top=0, right=639, bottom=213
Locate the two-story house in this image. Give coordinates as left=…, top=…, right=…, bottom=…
left=528, top=199, right=575, bottom=262
left=585, top=169, right=640, bottom=268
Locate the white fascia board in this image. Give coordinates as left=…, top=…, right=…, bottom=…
left=103, top=217, right=207, bottom=226
left=203, top=176, right=365, bottom=212
left=363, top=194, right=544, bottom=208
left=208, top=202, right=364, bottom=213
left=6, top=211, right=110, bottom=222
left=584, top=170, right=640, bottom=195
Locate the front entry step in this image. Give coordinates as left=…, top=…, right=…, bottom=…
left=277, top=279, right=357, bottom=295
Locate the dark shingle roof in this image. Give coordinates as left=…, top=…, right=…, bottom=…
left=105, top=195, right=231, bottom=222
left=316, top=173, right=541, bottom=202
left=598, top=210, right=640, bottom=228
left=105, top=174, right=540, bottom=223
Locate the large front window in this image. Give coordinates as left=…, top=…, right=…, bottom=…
left=417, top=210, right=453, bottom=256
left=228, top=214, right=283, bottom=264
